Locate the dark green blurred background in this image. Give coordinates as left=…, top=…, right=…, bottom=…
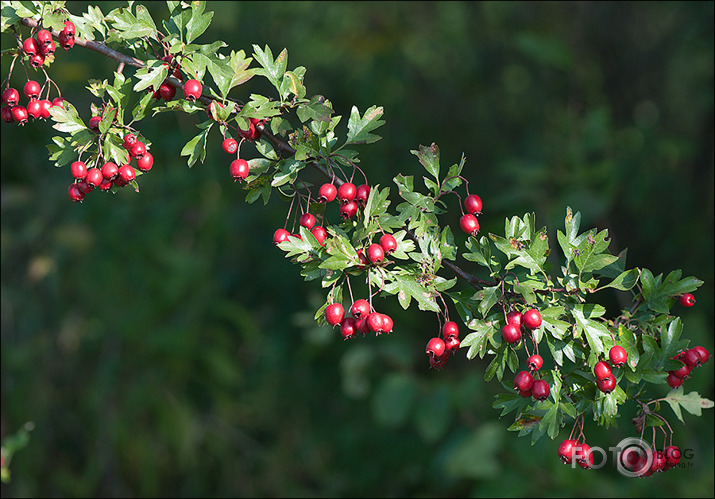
left=1, top=2, right=713, bottom=497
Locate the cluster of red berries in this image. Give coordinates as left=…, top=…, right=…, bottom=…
left=68, top=132, right=152, bottom=202
left=666, top=345, right=710, bottom=388
left=557, top=438, right=595, bottom=469
left=501, top=308, right=542, bottom=345
left=1, top=80, right=66, bottom=124
left=590, top=345, right=629, bottom=394
left=315, top=181, right=371, bottom=220
left=323, top=300, right=394, bottom=339
left=459, top=193, right=482, bottom=236
left=513, top=354, right=550, bottom=399
left=20, top=20, right=75, bottom=70
left=621, top=443, right=683, bottom=477
left=425, top=321, right=461, bottom=369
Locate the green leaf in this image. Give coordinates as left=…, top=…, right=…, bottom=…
left=134, top=4, right=158, bottom=37
left=385, top=274, right=439, bottom=312
left=185, top=1, right=213, bottom=43
left=571, top=304, right=610, bottom=356
left=597, top=268, right=638, bottom=291
left=132, top=62, right=168, bottom=93
left=410, top=143, right=440, bottom=181
left=252, top=44, right=287, bottom=90
left=345, top=105, right=384, bottom=145
left=180, top=125, right=211, bottom=167
left=662, top=386, right=715, bottom=423
left=49, top=103, right=86, bottom=134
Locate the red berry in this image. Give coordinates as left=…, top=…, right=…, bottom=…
left=123, top=133, right=137, bottom=150
left=63, top=20, right=76, bottom=37
left=118, top=164, right=136, bottom=183
left=325, top=303, right=345, bottom=326
left=52, top=97, right=66, bottom=108
left=23, top=37, right=39, bottom=56
left=671, top=362, right=692, bottom=379
left=339, top=201, right=358, bottom=219
left=36, top=29, right=52, bottom=46
left=88, top=115, right=102, bottom=132
left=76, top=179, right=93, bottom=195
left=367, top=243, right=384, bottom=264
left=273, top=229, right=290, bottom=245
left=558, top=439, right=578, bottom=464
left=183, top=79, right=202, bottom=101
left=339, top=317, right=357, bottom=339
left=350, top=299, right=370, bottom=319
left=68, top=183, right=84, bottom=202
left=594, top=360, right=612, bottom=381
left=426, top=337, right=446, bottom=358
left=367, top=312, right=386, bottom=334
left=206, top=100, right=225, bottom=121
left=575, top=443, right=594, bottom=469
left=679, top=293, right=695, bottom=307
left=337, top=182, right=356, bottom=203
left=442, top=321, right=459, bottom=340
left=609, top=345, right=628, bottom=368
left=1, top=106, right=13, bottom=123
left=597, top=375, right=616, bottom=394
left=11, top=105, right=28, bottom=124
left=136, top=152, right=154, bottom=172
left=2, top=88, right=19, bottom=106
left=502, top=323, right=521, bottom=344
left=459, top=214, right=479, bottom=236
left=355, top=184, right=370, bottom=205
left=664, top=446, right=681, bottom=469
left=355, top=315, right=370, bottom=336
left=379, top=234, right=397, bottom=254
left=230, top=159, right=249, bottom=181
left=86, top=168, right=103, bottom=187
left=58, top=31, right=75, bottom=50
left=532, top=379, right=550, bottom=401
left=26, top=99, right=42, bottom=120
left=101, top=162, right=119, bottom=180
left=666, top=372, right=684, bottom=388
left=311, top=226, right=327, bottom=245
left=506, top=310, right=522, bottom=326
left=70, top=161, right=87, bottom=180
left=158, top=82, right=176, bottom=101
left=429, top=353, right=448, bottom=370
left=38, top=39, right=56, bottom=57
left=29, top=53, right=44, bottom=68
left=651, top=451, right=666, bottom=473
left=38, top=99, right=52, bottom=119
left=445, top=336, right=460, bottom=353
left=693, top=346, right=710, bottom=364
left=113, top=175, right=128, bottom=188
left=23, top=80, right=41, bottom=100
left=355, top=249, right=369, bottom=270
left=129, top=141, right=146, bottom=159
left=222, top=138, right=238, bottom=154
left=299, top=213, right=316, bottom=230
left=318, top=183, right=337, bottom=203
left=522, top=308, right=542, bottom=330
left=514, top=371, right=534, bottom=392
left=527, top=354, right=543, bottom=371
left=683, top=348, right=704, bottom=368
left=464, top=194, right=483, bottom=215
left=382, top=314, right=394, bottom=333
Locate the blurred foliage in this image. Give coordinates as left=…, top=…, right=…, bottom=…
left=1, top=1, right=713, bottom=497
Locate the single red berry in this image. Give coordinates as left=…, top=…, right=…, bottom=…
left=464, top=194, right=483, bottom=215
left=502, top=323, right=521, bottom=344
left=299, top=213, right=316, bottom=230
left=683, top=348, right=704, bottom=368
left=11, top=105, right=28, bottom=124
left=159, top=82, right=176, bottom=101
left=70, top=161, right=87, bottom=180
left=29, top=53, right=45, bottom=68
left=355, top=184, right=370, bottom=205
left=679, top=293, right=695, bottom=307
left=137, top=152, right=154, bottom=172
left=339, top=317, right=357, bottom=339
left=63, top=20, right=76, bottom=37
left=651, top=451, right=666, bottom=473
left=426, top=337, right=446, bottom=358
left=52, top=97, right=67, bottom=108
left=666, top=372, right=684, bottom=388
left=575, top=443, right=594, bottom=469
left=558, top=439, right=578, bottom=464
left=38, top=99, right=52, bottom=119
left=26, top=99, right=42, bottom=120
left=206, top=100, right=225, bottom=121
left=522, top=308, right=542, bottom=330
left=86, top=168, right=103, bottom=187
left=273, top=229, right=290, bottom=245
left=693, top=346, right=710, bottom=364
left=113, top=175, right=128, bottom=188
left=88, top=115, right=102, bottom=132
left=123, top=133, right=137, bottom=150
left=183, top=79, right=202, bottom=101
left=36, top=29, right=52, bottom=46
left=459, top=214, right=479, bottom=236
left=76, top=179, right=93, bottom=195
left=118, top=164, right=136, bottom=183
left=39, top=39, right=56, bottom=57
left=671, top=362, right=692, bottom=379
left=311, top=226, right=327, bottom=245
left=1, top=106, right=13, bottom=123
left=597, top=375, right=616, bottom=394
left=367, top=312, right=386, bottom=334
left=506, top=310, right=522, bottom=326
left=367, top=243, right=385, bottom=264
left=222, top=138, right=238, bottom=154
left=339, top=201, right=358, bottom=219
left=58, top=31, right=75, bottom=50
left=230, top=159, right=249, bottom=181
left=2, top=88, right=19, bottom=106
left=442, top=321, right=459, bottom=340
left=355, top=315, right=370, bottom=336
left=102, top=162, right=119, bottom=180
left=350, top=299, right=370, bottom=319
left=532, top=379, right=550, bottom=401
left=355, top=249, right=369, bottom=269
left=237, top=120, right=257, bottom=140
left=325, top=303, right=345, bottom=326
left=337, top=183, right=357, bottom=203
left=445, top=336, right=460, bottom=353
left=429, top=353, right=448, bottom=370
left=664, top=446, right=681, bottom=469
left=381, top=314, right=394, bottom=333
left=527, top=354, right=543, bottom=371
left=514, top=370, right=535, bottom=392
left=23, top=37, right=39, bottom=56
left=68, top=183, right=84, bottom=202
left=129, top=141, right=146, bottom=159
left=318, top=183, right=337, bottom=203
left=379, top=234, right=397, bottom=254
left=594, top=360, right=612, bottom=381
left=609, top=345, right=628, bottom=368
left=23, top=80, right=41, bottom=100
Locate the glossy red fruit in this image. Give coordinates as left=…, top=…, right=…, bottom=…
left=68, top=183, right=84, bottom=202
left=2, top=88, right=19, bottom=106
left=367, top=243, right=384, bottom=264
left=11, top=105, right=28, bottom=124
left=1, top=106, right=13, bottom=123
left=58, top=31, right=75, bottom=50
left=683, top=348, right=704, bottom=368
left=63, top=20, right=76, bottom=37
left=119, top=164, right=136, bottom=183
left=26, top=99, right=42, bottom=120
left=52, top=97, right=67, bottom=108
left=339, top=201, right=358, bottom=219
left=311, top=226, right=327, bottom=245
left=113, top=175, right=128, bottom=188
left=459, top=214, right=479, bottom=236
left=594, top=360, right=612, bottom=381
left=502, top=323, right=521, bottom=344
left=679, top=293, right=695, bottom=307
left=23, top=80, right=41, bottom=99
left=299, top=213, right=316, bottom=230
left=39, top=39, right=56, bottom=57
left=129, top=141, right=146, bottom=159
left=464, top=194, right=483, bottom=215
left=666, top=372, right=684, bottom=388
left=85, top=168, right=103, bottom=187
left=522, top=308, right=542, bottom=330
left=506, top=310, right=522, bottom=326
left=355, top=315, right=370, bottom=335
left=183, top=79, right=202, bottom=101
left=575, top=443, right=594, bottom=469
left=597, top=375, right=616, bottom=394
left=445, top=336, right=460, bottom=353
left=693, top=346, right=710, bottom=364
left=123, top=133, right=137, bottom=150
left=70, top=161, right=87, bottom=180
left=222, top=138, right=238, bottom=154
left=381, top=314, right=394, bottom=334
left=355, top=249, right=369, bottom=269
left=514, top=371, right=534, bottom=392
left=609, top=345, right=628, bottom=368
left=558, top=439, right=578, bottom=464
left=339, top=317, right=357, bottom=339
left=671, top=362, right=692, bottom=379
left=230, top=159, right=249, bottom=181
left=101, top=162, right=118, bottom=180
left=337, top=182, right=357, bottom=203
left=137, top=152, right=154, bottom=172
left=325, top=303, right=345, bottom=326
left=29, top=53, right=44, bottom=68
left=442, top=321, right=459, bottom=340
left=273, top=229, right=290, bottom=245
left=426, top=337, right=446, bottom=358
left=38, top=99, right=52, bottom=119
left=23, top=37, right=39, bottom=56
left=88, top=115, right=102, bottom=132
left=664, top=446, right=681, bottom=469
left=350, top=299, right=371, bottom=319
left=651, top=451, right=666, bottom=473
left=532, top=379, right=550, bottom=401
left=318, top=183, right=337, bottom=203
left=75, top=179, right=92, bottom=195
left=159, top=82, right=176, bottom=101
left=355, top=184, right=370, bottom=205
left=378, top=233, right=397, bottom=254
left=527, top=354, right=543, bottom=371
left=36, top=29, right=52, bottom=46
left=367, top=312, right=386, bottom=334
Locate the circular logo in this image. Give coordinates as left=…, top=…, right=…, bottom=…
left=613, top=437, right=653, bottom=477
